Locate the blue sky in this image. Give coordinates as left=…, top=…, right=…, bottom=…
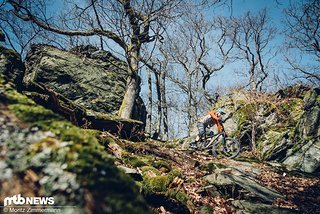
left=199, top=0, right=302, bottom=91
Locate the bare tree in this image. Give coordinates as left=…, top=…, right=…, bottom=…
left=0, top=0, right=73, bottom=55
left=5, top=0, right=184, bottom=119
left=160, top=62, right=168, bottom=140
left=162, top=29, right=202, bottom=134
left=160, top=12, right=233, bottom=135
left=141, top=57, right=168, bottom=140
left=284, top=0, right=320, bottom=85
left=222, top=9, right=276, bottom=92
left=146, top=66, right=153, bottom=134
left=197, top=16, right=234, bottom=104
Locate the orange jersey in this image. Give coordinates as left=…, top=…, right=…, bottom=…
left=208, top=111, right=224, bottom=132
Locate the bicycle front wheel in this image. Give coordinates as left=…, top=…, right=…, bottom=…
left=212, top=137, right=240, bottom=159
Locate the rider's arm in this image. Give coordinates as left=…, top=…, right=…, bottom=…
left=217, top=122, right=224, bottom=133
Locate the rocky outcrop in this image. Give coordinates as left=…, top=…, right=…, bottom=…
left=204, top=163, right=284, bottom=203
left=0, top=46, right=25, bottom=88
left=283, top=88, right=320, bottom=173
left=24, top=44, right=146, bottom=123
left=212, top=85, right=319, bottom=173
left=0, top=81, right=149, bottom=213
left=231, top=200, right=297, bottom=214
left=0, top=44, right=145, bottom=140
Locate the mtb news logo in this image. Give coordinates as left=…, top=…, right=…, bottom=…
left=4, top=194, right=54, bottom=206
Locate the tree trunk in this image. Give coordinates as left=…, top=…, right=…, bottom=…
left=187, top=73, right=193, bottom=135
left=153, top=71, right=162, bottom=139
left=146, top=67, right=152, bottom=134
left=160, top=70, right=168, bottom=140
left=251, top=122, right=256, bottom=152
left=119, top=49, right=139, bottom=119
left=119, top=74, right=138, bottom=118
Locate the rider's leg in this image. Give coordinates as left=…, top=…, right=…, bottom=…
left=196, top=122, right=205, bottom=141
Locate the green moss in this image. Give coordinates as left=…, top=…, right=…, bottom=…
left=235, top=100, right=246, bottom=106
left=143, top=175, right=172, bottom=194
left=29, top=137, right=61, bottom=154
left=200, top=162, right=226, bottom=173
left=99, top=136, right=115, bottom=147
left=0, top=74, right=5, bottom=84
left=63, top=129, right=148, bottom=212
left=199, top=206, right=214, bottom=214
left=124, top=156, right=147, bottom=168
left=316, top=95, right=320, bottom=105
left=61, top=126, right=99, bottom=145
left=278, top=98, right=303, bottom=121
left=0, top=55, right=149, bottom=213
left=0, top=46, right=21, bottom=59
left=164, top=143, right=176, bottom=148
left=88, top=110, right=143, bottom=124
left=141, top=168, right=183, bottom=194
left=168, top=169, right=182, bottom=179
left=141, top=167, right=188, bottom=205
left=140, top=166, right=161, bottom=176
left=264, top=102, right=277, bottom=116
left=165, top=189, right=189, bottom=204
left=258, top=130, right=289, bottom=160
left=304, top=90, right=312, bottom=102
left=37, top=120, right=73, bottom=134
left=4, top=88, right=35, bottom=105
left=152, top=160, right=172, bottom=172
left=235, top=103, right=259, bottom=126
left=9, top=104, right=62, bottom=123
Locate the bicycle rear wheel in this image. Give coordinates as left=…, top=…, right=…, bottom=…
left=212, top=137, right=240, bottom=159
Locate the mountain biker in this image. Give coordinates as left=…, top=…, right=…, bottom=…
left=194, top=108, right=226, bottom=143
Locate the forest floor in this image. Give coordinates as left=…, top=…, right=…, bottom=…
left=119, top=141, right=320, bottom=213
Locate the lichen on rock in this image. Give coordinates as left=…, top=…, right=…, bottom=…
left=24, top=44, right=146, bottom=123
left=0, top=81, right=149, bottom=213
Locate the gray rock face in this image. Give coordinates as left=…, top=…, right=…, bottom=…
left=298, top=88, right=320, bottom=137
left=0, top=46, right=25, bottom=87
left=212, top=86, right=319, bottom=173
left=283, top=88, right=320, bottom=173
left=24, top=44, right=146, bottom=122
left=204, top=167, right=283, bottom=203
left=232, top=200, right=297, bottom=214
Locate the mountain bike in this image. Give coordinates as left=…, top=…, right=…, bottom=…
left=189, top=130, right=240, bottom=159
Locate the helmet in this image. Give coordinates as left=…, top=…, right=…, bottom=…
left=216, top=108, right=226, bottom=115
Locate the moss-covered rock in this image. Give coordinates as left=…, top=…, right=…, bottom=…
left=124, top=155, right=148, bottom=168
left=282, top=87, right=320, bottom=173
left=24, top=44, right=146, bottom=122
left=0, top=82, right=149, bottom=213
left=0, top=46, right=25, bottom=88
left=152, top=160, right=172, bottom=172
left=211, top=87, right=310, bottom=160
left=139, top=163, right=189, bottom=211
left=0, top=29, right=5, bottom=42
left=142, top=167, right=185, bottom=194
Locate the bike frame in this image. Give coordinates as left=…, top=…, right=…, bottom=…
left=199, top=132, right=225, bottom=150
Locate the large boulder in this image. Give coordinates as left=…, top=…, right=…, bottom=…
left=24, top=44, right=146, bottom=123
left=211, top=86, right=320, bottom=173
left=283, top=88, right=320, bottom=173
left=204, top=167, right=284, bottom=203
left=0, top=45, right=25, bottom=88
